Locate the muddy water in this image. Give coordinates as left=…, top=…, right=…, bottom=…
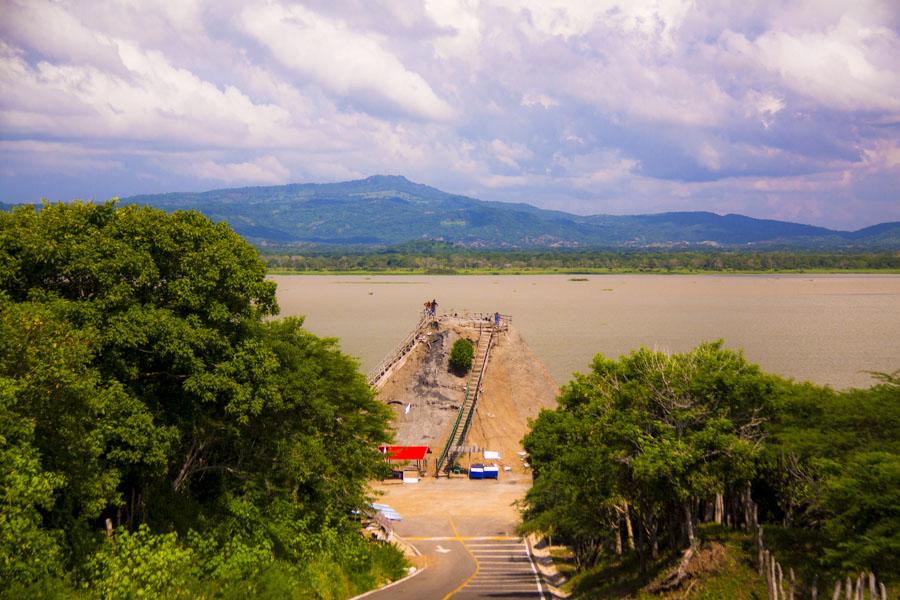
left=271, top=274, right=900, bottom=390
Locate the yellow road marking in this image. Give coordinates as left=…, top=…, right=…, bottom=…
left=441, top=515, right=480, bottom=600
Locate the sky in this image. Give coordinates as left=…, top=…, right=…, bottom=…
left=1, top=1, right=899, bottom=230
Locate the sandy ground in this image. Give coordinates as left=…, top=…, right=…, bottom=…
left=372, top=475, right=530, bottom=537
left=365, top=476, right=546, bottom=599
left=468, top=326, right=560, bottom=473
left=376, top=318, right=559, bottom=475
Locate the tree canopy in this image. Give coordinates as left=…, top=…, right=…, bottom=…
left=522, top=343, right=899, bottom=584
left=522, top=342, right=779, bottom=570
left=0, top=201, right=401, bottom=597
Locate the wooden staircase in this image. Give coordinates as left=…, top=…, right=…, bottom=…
left=434, top=323, right=495, bottom=476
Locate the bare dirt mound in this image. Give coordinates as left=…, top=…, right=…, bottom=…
left=377, top=322, right=468, bottom=448
left=468, top=325, right=559, bottom=472
left=376, top=316, right=559, bottom=474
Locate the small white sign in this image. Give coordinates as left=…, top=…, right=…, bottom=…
left=483, top=450, right=500, bottom=459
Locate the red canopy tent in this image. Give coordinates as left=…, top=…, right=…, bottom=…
left=378, top=445, right=430, bottom=461
left=379, top=446, right=431, bottom=480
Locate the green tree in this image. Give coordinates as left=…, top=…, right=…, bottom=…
left=0, top=376, right=64, bottom=586
left=766, top=372, right=900, bottom=577
left=0, top=201, right=401, bottom=595
left=522, top=342, right=779, bottom=570
left=449, top=338, right=475, bottom=374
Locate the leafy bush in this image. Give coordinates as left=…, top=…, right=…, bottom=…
left=85, top=525, right=197, bottom=599
left=449, top=338, right=475, bottom=374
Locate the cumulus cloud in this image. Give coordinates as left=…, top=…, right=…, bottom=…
left=0, top=40, right=294, bottom=147
left=718, top=17, right=900, bottom=112
left=184, top=155, right=290, bottom=185
left=240, top=3, right=454, bottom=120
left=0, top=0, right=898, bottom=228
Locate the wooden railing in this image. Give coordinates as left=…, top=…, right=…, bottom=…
left=440, top=312, right=512, bottom=331
left=366, top=313, right=428, bottom=387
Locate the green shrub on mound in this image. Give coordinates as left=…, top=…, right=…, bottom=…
left=450, top=338, right=475, bottom=374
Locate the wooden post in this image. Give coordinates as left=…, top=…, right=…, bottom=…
left=845, top=576, right=852, bottom=600
left=832, top=580, right=842, bottom=600
left=855, top=573, right=863, bottom=600
left=879, top=582, right=886, bottom=600
left=868, top=572, right=876, bottom=600
left=788, top=567, right=795, bottom=600
left=757, top=525, right=765, bottom=576
left=776, top=561, right=785, bottom=600
left=766, top=551, right=776, bottom=600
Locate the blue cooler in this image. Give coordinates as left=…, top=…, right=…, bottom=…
left=483, top=464, right=499, bottom=479
left=469, top=464, right=484, bottom=479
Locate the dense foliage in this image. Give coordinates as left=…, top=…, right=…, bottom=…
left=521, top=344, right=899, bottom=585
left=449, top=338, right=475, bottom=374
left=764, top=372, right=900, bottom=575
left=264, top=247, right=900, bottom=274
left=0, top=202, right=403, bottom=597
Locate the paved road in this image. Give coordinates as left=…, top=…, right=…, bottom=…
left=362, top=515, right=546, bottom=600
left=452, top=536, right=546, bottom=599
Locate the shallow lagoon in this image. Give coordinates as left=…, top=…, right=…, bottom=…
left=272, top=274, right=900, bottom=389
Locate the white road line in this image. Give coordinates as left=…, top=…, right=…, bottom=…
left=524, top=537, right=546, bottom=600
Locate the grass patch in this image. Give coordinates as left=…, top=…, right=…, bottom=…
left=548, top=546, right=577, bottom=578
left=562, top=526, right=768, bottom=599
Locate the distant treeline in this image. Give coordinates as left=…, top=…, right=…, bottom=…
left=263, top=247, right=900, bottom=273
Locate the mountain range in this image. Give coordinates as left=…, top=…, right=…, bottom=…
left=8, top=177, right=900, bottom=249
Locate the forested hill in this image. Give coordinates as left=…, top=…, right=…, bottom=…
left=119, top=175, right=895, bottom=249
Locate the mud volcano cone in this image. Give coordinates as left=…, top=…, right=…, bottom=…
left=375, top=314, right=559, bottom=474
